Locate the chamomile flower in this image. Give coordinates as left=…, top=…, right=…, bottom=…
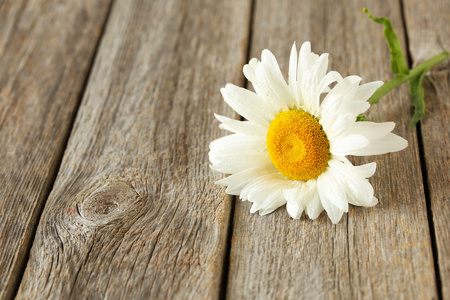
left=209, top=42, right=407, bottom=224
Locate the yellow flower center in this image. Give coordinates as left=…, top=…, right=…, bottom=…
left=266, top=110, right=330, bottom=181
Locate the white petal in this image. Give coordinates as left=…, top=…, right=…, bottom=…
left=284, top=188, right=305, bottom=219
left=243, top=58, right=258, bottom=82
left=346, top=122, right=395, bottom=141
left=339, top=101, right=370, bottom=118
left=340, top=157, right=377, bottom=178
left=328, top=75, right=362, bottom=100
left=249, top=53, right=291, bottom=110
left=215, top=165, right=277, bottom=195
left=298, top=42, right=311, bottom=77
left=301, top=54, right=329, bottom=116
left=313, top=53, right=329, bottom=86
left=353, top=163, right=377, bottom=178
left=319, top=94, right=344, bottom=130
left=215, top=114, right=267, bottom=136
left=324, top=205, right=344, bottom=224
left=353, top=81, right=384, bottom=102
left=247, top=182, right=290, bottom=215
left=240, top=172, right=291, bottom=201
left=247, top=66, right=289, bottom=112
left=261, top=49, right=293, bottom=106
left=306, top=194, right=323, bottom=219
left=286, top=201, right=303, bottom=219
left=221, top=84, right=277, bottom=126
left=318, top=71, right=343, bottom=95
left=209, top=134, right=265, bottom=155
left=330, top=134, right=370, bottom=156
left=329, top=160, right=374, bottom=207
left=317, top=168, right=347, bottom=223
left=289, top=43, right=299, bottom=105
left=300, top=69, right=315, bottom=113
left=209, top=147, right=272, bottom=174
left=325, top=113, right=356, bottom=141
left=258, top=191, right=287, bottom=215
left=367, top=197, right=378, bottom=207
left=298, top=42, right=319, bottom=78
left=283, top=188, right=300, bottom=202
left=324, top=76, right=364, bottom=116
left=317, top=168, right=348, bottom=211
left=320, top=77, right=376, bottom=137
left=297, top=42, right=322, bottom=108
left=352, top=133, right=408, bottom=156
left=340, top=121, right=407, bottom=157
left=250, top=202, right=262, bottom=213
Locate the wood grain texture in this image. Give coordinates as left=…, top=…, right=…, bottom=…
left=16, top=0, right=251, bottom=299
left=0, top=1, right=111, bottom=298
left=403, top=0, right=450, bottom=297
left=226, top=0, right=437, bottom=299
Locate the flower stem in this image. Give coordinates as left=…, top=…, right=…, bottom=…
left=368, top=51, right=449, bottom=105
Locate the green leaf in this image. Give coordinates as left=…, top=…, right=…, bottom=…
left=409, top=67, right=430, bottom=130
left=363, top=8, right=409, bottom=76
left=363, top=8, right=449, bottom=130
left=367, top=51, right=449, bottom=105
left=356, top=114, right=369, bottom=122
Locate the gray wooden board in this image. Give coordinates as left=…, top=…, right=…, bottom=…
left=16, top=0, right=251, bottom=299
left=403, top=0, right=450, bottom=297
left=0, top=0, right=112, bottom=299
left=226, top=0, right=437, bottom=299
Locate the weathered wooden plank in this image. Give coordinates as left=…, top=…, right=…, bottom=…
left=0, top=1, right=112, bottom=298
left=403, top=0, right=450, bottom=297
left=226, top=0, right=437, bottom=298
left=16, top=0, right=252, bottom=299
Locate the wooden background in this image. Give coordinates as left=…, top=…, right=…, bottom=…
left=0, top=0, right=448, bottom=299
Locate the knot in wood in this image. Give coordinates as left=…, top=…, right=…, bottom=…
left=79, top=179, right=139, bottom=225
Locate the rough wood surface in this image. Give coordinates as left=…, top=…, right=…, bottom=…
left=16, top=0, right=251, bottom=299
left=0, top=1, right=111, bottom=299
left=403, top=0, right=450, bottom=297
left=226, top=0, right=437, bottom=299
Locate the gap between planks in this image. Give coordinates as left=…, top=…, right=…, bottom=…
left=399, top=0, right=444, bottom=297
left=215, top=0, right=446, bottom=298
left=16, top=0, right=253, bottom=298
left=225, top=0, right=438, bottom=299
left=219, top=0, right=257, bottom=298
left=4, top=1, right=115, bottom=299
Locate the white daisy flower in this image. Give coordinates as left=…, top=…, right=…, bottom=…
left=209, top=42, right=408, bottom=224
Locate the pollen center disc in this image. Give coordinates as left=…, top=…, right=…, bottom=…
left=266, top=110, right=330, bottom=181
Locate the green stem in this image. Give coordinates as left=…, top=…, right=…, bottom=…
left=368, top=51, right=449, bottom=105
